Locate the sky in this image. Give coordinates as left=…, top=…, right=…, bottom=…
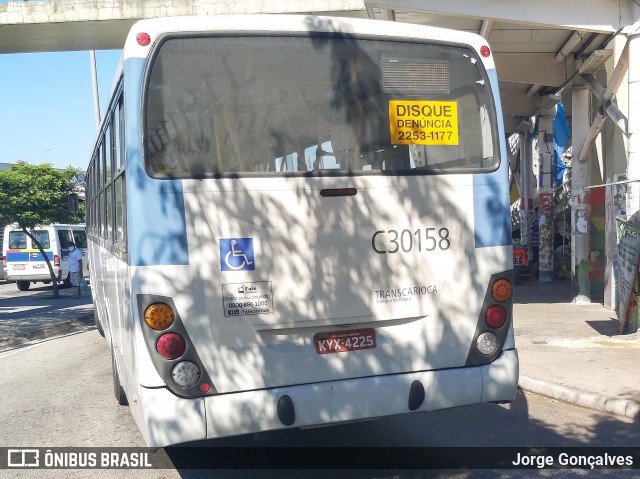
left=0, top=49, right=122, bottom=171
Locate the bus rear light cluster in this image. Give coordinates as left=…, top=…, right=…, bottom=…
left=54, top=255, right=60, bottom=267
left=465, top=272, right=513, bottom=366
left=139, top=296, right=215, bottom=398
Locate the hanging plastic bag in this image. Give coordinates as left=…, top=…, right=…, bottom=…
left=79, top=277, right=90, bottom=291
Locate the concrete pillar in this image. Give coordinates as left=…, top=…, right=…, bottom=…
left=628, top=32, right=640, bottom=219
left=623, top=31, right=640, bottom=331
left=571, top=87, right=591, bottom=303
left=536, top=107, right=556, bottom=282
left=519, top=131, right=534, bottom=247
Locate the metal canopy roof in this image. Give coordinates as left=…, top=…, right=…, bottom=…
left=364, top=0, right=640, bottom=133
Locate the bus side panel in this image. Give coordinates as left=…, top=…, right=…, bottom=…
left=125, top=58, right=189, bottom=269
left=120, top=56, right=176, bottom=392
left=473, top=66, right=511, bottom=250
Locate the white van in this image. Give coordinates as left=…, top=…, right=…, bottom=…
left=2, top=224, right=87, bottom=291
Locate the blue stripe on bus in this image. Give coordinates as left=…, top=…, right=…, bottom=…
left=125, top=57, right=189, bottom=267
left=473, top=67, right=511, bottom=249
left=6, top=251, right=54, bottom=262
left=6, top=252, right=30, bottom=262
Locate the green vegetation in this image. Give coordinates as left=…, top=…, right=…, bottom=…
left=0, top=162, right=84, bottom=297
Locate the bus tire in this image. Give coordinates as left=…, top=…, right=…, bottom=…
left=17, top=281, right=30, bottom=291
left=62, top=273, right=72, bottom=288
left=95, top=317, right=105, bottom=338
left=111, top=346, right=129, bottom=406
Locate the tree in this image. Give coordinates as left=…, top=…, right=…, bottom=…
left=0, top=162, right=84, bottom=298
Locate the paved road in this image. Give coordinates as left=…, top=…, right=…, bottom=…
left=0, top=329, right=638, bottom=478
left=0, top=281, right=94, bottom=352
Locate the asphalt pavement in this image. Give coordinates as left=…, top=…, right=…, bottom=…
left=1, top=277, right=639, bottom=422
left=0, top=281, right=95, bottom=352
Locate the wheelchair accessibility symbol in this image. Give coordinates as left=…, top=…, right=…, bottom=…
left=220, top=238, right=255, bottom=271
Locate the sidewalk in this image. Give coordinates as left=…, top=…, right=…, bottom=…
left=514, top=278, right=640, bottom=420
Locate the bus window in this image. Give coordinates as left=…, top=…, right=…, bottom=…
left=32, top=230, right=50, bottom=249
left=144, top=35, right=498, bottom=178
left=72, top=230, right=88, bottom=249
left=58, top=230, right=73, bottom=248
left=8, top=231, right=27, bottom=249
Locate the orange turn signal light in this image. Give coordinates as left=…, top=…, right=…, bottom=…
left=491, top=279, right=513, bottom=302
left=144, top=303, right=175, bottom=331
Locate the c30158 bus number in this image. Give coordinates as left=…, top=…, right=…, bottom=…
left=371, top=227, right=450, bottom=254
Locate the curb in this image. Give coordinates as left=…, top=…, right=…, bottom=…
left=519, top=375, right=640, bottom=420
left=0, top=314, right=96, bottom=353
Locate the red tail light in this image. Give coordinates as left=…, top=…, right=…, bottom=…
left=54, top=255, right=60, bottom=267
left=2, top=256, right=5, bottom=268
left=485, top=305, right=507, bottom=329
left=137, top=32, right=151, bottom=46
left=156, top=333, right=186, bottom=360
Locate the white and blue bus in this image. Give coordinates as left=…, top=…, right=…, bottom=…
left=85, top=14, right=518, bottom=448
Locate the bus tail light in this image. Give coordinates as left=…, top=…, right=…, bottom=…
left=485, top=305, right=507, bottom=329
left=156, top=333, right=186, bottom=360
left=172, top=361, right=200, bottom=387
left=476, top=332, right=498, bottom=355
left=144, top=303, right=175, bottom=330
left=491, top=279, right=512, bottom=302
left=54, top=255, right=60, bottom=267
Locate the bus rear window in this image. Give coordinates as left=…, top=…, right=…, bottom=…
left=8, top=231, right=27, bottom=250
left=144, top=34, right=498, bottom=177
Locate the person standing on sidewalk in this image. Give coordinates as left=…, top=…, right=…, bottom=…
left=67, top=242, right=84, bottom=299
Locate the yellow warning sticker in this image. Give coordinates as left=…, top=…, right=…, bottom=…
left=389, top=100, right=459, bottom=145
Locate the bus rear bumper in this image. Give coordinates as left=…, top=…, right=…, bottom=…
left=5, top=273, right=61, bottom=282
left=139, top=349, right=518, bottom=448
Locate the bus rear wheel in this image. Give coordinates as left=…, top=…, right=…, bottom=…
left=17, top=281, right=30, bottom=291
left=111, top=345, right=128, bottom=406
left=95, top=317, right=105, bottom=338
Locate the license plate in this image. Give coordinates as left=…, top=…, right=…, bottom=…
left=33, top=264, right=45, bottom=269
left=313, top=328, right=376, bottom=354
left=13, top=265, right=25, bottom=270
